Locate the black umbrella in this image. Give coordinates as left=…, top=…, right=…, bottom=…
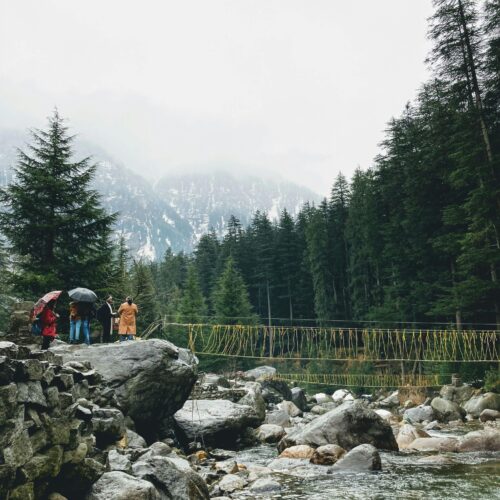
left=68, top=287, right=98, bottom=303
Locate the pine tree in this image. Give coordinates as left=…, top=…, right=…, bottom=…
left=0, top=110, right=116, bottom=298
left=179, top=264, right=207, bottom=323
left=194, top=231, right=219, bottom=305
left=108, top=235, right=131, bottom=301
left=131, top=260, right=160, bottom=332
left=212, top=257, right=255, bottom=325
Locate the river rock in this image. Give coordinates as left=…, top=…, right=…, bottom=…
left=278, top=400, right=303, bottom=417
left=379, top=391, right=399, bottom=408
left=310, top=444, right=345, bottom=465
left=291, top=387, right=308, bottom=412
left=106, top=449, right=131, bottom=473
left=237, top=382, right=266, bottom=421
left=174, top=399, right=263, bottom=448
left=417, top=455, right=455, bottom=465
left=439, top=384, right=474, bottom=404
left=260, top=379, right=292, bottom=404
left=244, top=366, right=276, bottom=381
left=310, top=405, right=328, bottom=415
left=430, top=397, right=465, bottom=423
left=53, top=339, right=198, bottom=441
left=457, top=428, right=500, bottom=452
left=408, top=436, right=459, bottom=452
left=217, top=474, right=247, bottom=493
left=279, top=444, right=315, bottom=459
left=255, top=424, right=285, bottom=443
left=479, top=409, right=500, bottom=422
left=86, top=471, right=158, bottom=500
left=314, top=393, right=333, bottom=404
left=278, top=401, right=398, bottom=452
left=331, top=444, right=381, bottom=471
left=403, top=404, right=434, bottom=424
left=264, top=409, right=291, bottom=427
left=332, top=389, right=350, bottom=403
left=374, top=409, right=398, bottom=424
left=249, top=477, right=281, bottom=494
left=463, top=393, right=500, bottom=418
left=396, top=424, right=430, bottom=449
left=126, top=429, right=147, bottom=449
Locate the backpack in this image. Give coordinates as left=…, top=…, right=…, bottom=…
left=31, top=315, right=43, bottom=336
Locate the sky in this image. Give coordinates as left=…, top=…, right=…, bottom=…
left=0, top=0, right=434, bottom=195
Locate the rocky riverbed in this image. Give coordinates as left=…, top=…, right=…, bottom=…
left=1, top=339, right=499, bottom=499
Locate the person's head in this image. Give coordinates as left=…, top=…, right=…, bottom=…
left=106, top=295, right=113, bottom=304
left=126, top=296, right=133, bottom=305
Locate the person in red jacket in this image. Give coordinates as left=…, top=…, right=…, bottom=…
left=41, top=300, right=59, bottom=350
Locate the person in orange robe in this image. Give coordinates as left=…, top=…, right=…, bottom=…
left=117, top=296, right=138, bottom=341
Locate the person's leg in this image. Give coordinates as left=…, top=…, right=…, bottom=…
left=83, top=319, right=90, bottom=345
left=119, top=334, right=126, bottom=342
left=128, top=334, right=134, bottom=341
left=69, top=320, right=75, bottom=343
left=75, top=319, right=82, bottom=342
left=41, top=336, right=50, bottom=350
left=102, top=322, right=109, bottom=343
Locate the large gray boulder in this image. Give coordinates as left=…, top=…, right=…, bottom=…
left=439, top=384, right=474, bottom=404
left=291, top=387, right=308, bottom=412
left=331, top=444, right=381, bottom=472
left=403, top=404, right=434, bottom=424
left=430, top=397, right=465, bottom=423
left=277, top=402, right=398, bottom=453
left=174, top=399, right=263, bottom=448
left=86, top=471, right=159, bottom=499
left=53, top=339, right=197, bottom=440
left=457, top=428, right=500, bottom=452
left=463, top=393, right=500, bottom=418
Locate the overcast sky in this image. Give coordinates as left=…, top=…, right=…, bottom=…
left=0, top=0, right=434, bottom=195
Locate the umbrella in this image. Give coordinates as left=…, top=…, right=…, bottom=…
left=68, top=287, right=98, bottom=303
left=32, top=290, right=63, bottom=317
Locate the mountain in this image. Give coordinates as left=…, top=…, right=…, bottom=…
left=0, top=130, right=320, bottom=259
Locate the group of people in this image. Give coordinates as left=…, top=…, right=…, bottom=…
left=39, top=296, right=139, bottom=350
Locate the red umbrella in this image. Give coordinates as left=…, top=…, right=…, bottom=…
left=32, top=290, right=63, bottom=317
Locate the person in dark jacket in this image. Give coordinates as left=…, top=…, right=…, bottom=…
left=97, top=295, right=116, bottom=343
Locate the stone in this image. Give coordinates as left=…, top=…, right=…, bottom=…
left=280, top=445, right=315, bottom=459
left=379, top=391, right=399, bottom=408
left=430, top=397, right=465, bottom=423
left=314, top=393, right=333, bottom=404
left=138, top=442, right=172, bottom=461
left=17, top=381, right=47, bottom=407
left=457, top=428, right=500, bottom=452
left=0, top=341, right=18, bottom=359
left=3, top=427, right=33, bottom=468
left=310, top=444, right=346, bottom=465
left=278, top=401, right=398, bottom=452
left=439, top=384, right=474, bottom=404
left=214, top=460, right=239, bottom=474
left=0, top=383, right=18, bottom=425
left=92, top=408, right=126, bottom=446
left=48, top=493, right=68, bottom=500
left=13, top=359, right=44, bottom=381
left=237, top=382, right=266, bottom=421
left=107, top=449, right=132, bottom=473
left=331, top=444, right=381, bottom=472
left=255, top=424, right=285, bottom=443
left=174, top=399, right=263, bottom=448
left=63, top=443, right=88, bottom=464
left=249, top=477, right=281, bottom=494
left=203, top=374, right=230, bottom=388
left=278, top=400, right=303, bottom=417
left=20, top=446, right=63, bottom=481
left=0, top=356, right=14, bottom=385
left=463, top=393, right=500, bottom=418
left=374, top=409, right=398, bottom=424
left=310, top=405, right=328, bottom=415
left=480, top=409, right=500, bottom=422
left=264, top=409, right=291, bottom=427
left=244, top=366, right=276, bottom=381
left=126, top=429, right=147, bottom=449
left=217, top=474, right=247, bottom=493
left=424, top=420, right=441, bottom=431
left=9, top=483, right=35, bottom=500
left=261, top=378, right=292, bottom=404
left=417, top=455, right=455, bottom=465
left=132, top=455, right=209, bottom=499
left=45, top=386, right=60, bottom=409
left=291, top=387, right=308, bottom=412
left=332, top=389, right=350, bottom=403
left=409, top=436, right=459, bottom=452
left=396, top=424, right=430, bottom=449
left=55, top=458, right=105, bottom=498
left=403, top=404, right=434, bottom=424
left=86, top=471, right=158, bottom=500
left=53, top=339, right=198, bottom=441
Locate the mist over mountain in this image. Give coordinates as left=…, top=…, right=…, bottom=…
left=0, top=130, right=320, bottom=259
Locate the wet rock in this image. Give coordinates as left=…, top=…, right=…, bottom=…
left=463, top=393, right=500, bottom=418
left=396, top=424, right=430, bottom=449
left=480, top=409, right=500, bottom=422
left=267, top=457, right=310, bottom=472
left=310, top=444, right=345, bottom=465
left=280, top=445, right=315, bottom=459
left=249, top=477, right=281, bottom=494
left=331, top=444, right=381, bottom=472
left=424, top=420, right=441, bottom=431
left=403, top=404, right=434, bottom=424
left=417, top=454, right=455, bottom=465
left=217, top=474, right=247, bottom=493
left=409, top=436, right=459, bottom=452
left=278, top=401, right=398, bottom=452
left=247, top=465, right=272, bottom=482
left=86, top=471, right=158, bottom=499
left=214, top=459, right=239, bottom=474
left=291, top=387, right=308, bottom=412
left=278, top=400, right=303, bottom=417
left=244, top=366, right=276, bottom=381
left=430, top=397, right=465, bottom=423
left=457, top=428, right=500, bottom=452
left=255, top=424, right=285, bottom=443
left=264, top=409, right=291, bottom=427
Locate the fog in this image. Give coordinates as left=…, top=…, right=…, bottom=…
left=0, top=0, right=433, bottom=195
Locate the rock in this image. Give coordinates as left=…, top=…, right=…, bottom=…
left=457, top=428, right=500, bottom=452
left=374, top=409, right=397, bottom=424
left=237, top=382, right=266, bottom=421
left=417, top=455, right=455, bottom=465
left=403, top=404, right=434, bottom=424
left=291, top=387, right=308, bottom=412
left=314, top=393, right=333, bottom=404
left=48, top=493, right=68, bottom=500
left=217, top=474, right=247, bottom=493
left=0, top=341, right=19, bottom=359
left=92, top=408, right=126, bottom=446
left=261, top=378, right=292, bottom=404
left=278, top=400, right=303, bottom=417
left=331, top=444, right=381, bottom=472
left=255, top=424, right=285, bottom=443
left=107, top=449, right=132, bottom=473
left=310, top=405, right=328, bottom=415
left=267, top=458, right=311, bottom=472
left=86, top=471, right=158, bottom=499
left=62, top=443, right=88, bottom=464
left=278, top=401, right=398, bottom=452
left=16, top=381, right=47, bottom=407
left=244, top=366, right=276, bottom=381
left=13, top=359, right=44, bottom=381
left=53, top=339, right=198, bottom=441
left=480, top=409, right=500, bottom=422
left=310, top=444, right=345, bottom=465
left=126, top=429, right=147, bottom=449
left=396, top=424, right=430, bottom=449
left=430, top=397, right=465, bottom=423
left=409, top=436, right=459, bottom=452
left=8, top=483, right=35, bottom=500
left=247, top=465, right=272, bottom=482
left=332, top=389, right=350, bottom=403
left=174, top=399, right=263, bottom=448
left=379, top=391, right=399, bottom=408
left=439, top=384, right=474, bottom=404
left=203, top=374, right=230, bottom=388
left=424, top=420, right=441, bottom=431
left=264, top=409, right=291, bottom=427
left=214, top=459, right=239, bottom=474
left=249, top=477, right=281, bottom=494
left=279, top=444, right=315, bottom=459
left=463, top=393, right=500, bottom=418
left=56, top=458, right=105, bottom=498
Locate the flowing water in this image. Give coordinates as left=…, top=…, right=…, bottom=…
left=230, top=443, right=500, bottom=499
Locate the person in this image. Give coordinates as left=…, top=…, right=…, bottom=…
left=97, top=295, right=116, bottom=343
left=117, top=296, right=138, bottom=341
left=41, top=300, right=58, bottom=350
left=69, top=301, right=81, bottom=344
left=78, top=302, right=95, bottom=346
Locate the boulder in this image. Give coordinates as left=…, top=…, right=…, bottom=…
left=126, top=429, right=147, bottom=449
left=332, top=389, right=350, bottom=403
left=408, top=436, right=459, bottom=452
left=249, top=477, right=281, bottom=494
left=457, top=428, right=500, bottom=452
left=403, top=405, right=434, bottom=424
left=379, top=391, right=399, bottom=408
left=480, top=409, right=500, bottom=422
left=264, top=409, right=291, bottom=428
left=132, top=455, right=209, bottom=499
left=374, top=409, right=398, bottom=424
left=279, top=445, right=315, bottom=459
left=278, top=400, right=303, bottom=418
left=291, top=387, right=308, bottom=412
left=310, top=444, right=345, bottom=465
left=314, top=393, right=333, bottom=405
left=417, top=455, right=455, bottom=465
left=430, top=397, right=465, bottom=423
left=53, top=339, right=198, bottom=441
left=255, top=424, right=285, bottom=444
left=86, top=471, right=158, bottom=500
left=331, top=444, right=381, bottom=472
left=106, top=450, right=132, bottom=473
left=174, top=399, right=263, bottom=448
left=439, top=384, right=474, bottom=404
left=237, top=382, right=266, bottom=421
left=92, top=409, right=126, bottom=447
left=278, top=402, right=398, bottom=452
left=244, top=366, right=276, bottom=381
left=396, top=424, right=430, bottom=449
left=463, top=393, right=500, bottom=418
left=217, top=474, right=247, bottom=493
left=260, top=379, right=292, bottom=404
